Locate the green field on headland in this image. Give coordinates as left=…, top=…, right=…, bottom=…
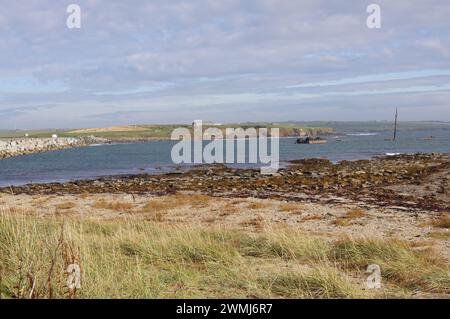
left=0, top=123, right=334, bottom=141
left=1, top=121, right=449, bottom=141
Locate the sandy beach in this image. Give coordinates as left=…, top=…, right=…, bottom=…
left=1, top=153, right=448, bottom=298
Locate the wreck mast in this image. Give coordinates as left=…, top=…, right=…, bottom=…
left=392, top=108, right=398, bottom=141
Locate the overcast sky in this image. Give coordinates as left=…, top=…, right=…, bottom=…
left=0, top=0, right=449, bottom=129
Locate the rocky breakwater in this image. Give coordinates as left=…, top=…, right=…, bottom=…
left=0, top=136, right=110, bottom=159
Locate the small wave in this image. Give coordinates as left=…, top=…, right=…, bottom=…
left=88, top=143, right=120, bottom=147
left=385, top=152, right=401, bottom=156
left=346, top=133, right=378, bottom=136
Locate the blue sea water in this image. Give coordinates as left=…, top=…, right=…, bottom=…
left=0, top=128, right=448, bottom=186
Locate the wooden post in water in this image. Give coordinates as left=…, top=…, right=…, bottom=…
left=392, top=108, right=398, bottom=141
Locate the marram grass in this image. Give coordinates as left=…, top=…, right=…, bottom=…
left=0, top=211, right=448, bottom=299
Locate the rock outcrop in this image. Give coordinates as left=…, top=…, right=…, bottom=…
left=0, top=136, right=110, bottom=159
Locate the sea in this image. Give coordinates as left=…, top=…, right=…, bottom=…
left=0, top=128, right=448, bottom=187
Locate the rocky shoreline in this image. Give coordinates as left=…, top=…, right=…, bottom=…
left=2, top=153, right=448, bottom=213
left=0, top=136, right=110, bottom=159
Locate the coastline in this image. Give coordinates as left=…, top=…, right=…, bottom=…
left=0, top=124, right=335, bottom=159
left=2, top=0, right=450, bottom=299
left=3, top=153, right=448, bottom=213
left=1, top=152, right=449, bottom=298
left=0, top=134, right=317, bottom=159
left=1, top=152, right=449, bottom=299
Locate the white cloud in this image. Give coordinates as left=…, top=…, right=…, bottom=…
left=0, top=0, right=449, bottom=128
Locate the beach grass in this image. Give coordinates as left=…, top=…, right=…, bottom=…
left=0, top=209, right=448, bottom=299
left=430, top=213, right=450, bottom=229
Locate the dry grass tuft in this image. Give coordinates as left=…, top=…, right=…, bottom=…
left=144, top=211, right=165, bottom=222
left=430, top=213, right=450, bottom=229
left=330, top=237, right=450, bottom=294
left=142, top=200, right=177, bottom=212
left=333, top=218, right=351, bottom=226
left=239, top=216, right=264, bottom=229
left=33, top=197, right=50, bottom=205
left=333, top=208, right=367, bottom=226
left=56, top=202, right=77, bottom=210
left=219, top=203, right=240, bottom=217
left=345, top=208, right=367, bottom=219
left=0, top=209, right=448, bottom=299
left=173, top=193, right=213, bottom=208
left=302, top=214, right=324, bottom=221
left=92, top=200, right=133, bottom=211
left=247, top=202, right=268, bottom=210
left=257, top=265, right=361, bottom=298
left=428, top=231, right=450, bottom=240
left=279, top=202, right=304, bottom=213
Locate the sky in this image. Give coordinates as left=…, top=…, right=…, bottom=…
left=0, top=0, right=449, bottom=129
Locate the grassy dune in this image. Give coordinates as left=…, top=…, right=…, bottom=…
left=0, top=209, right=448, bottom=299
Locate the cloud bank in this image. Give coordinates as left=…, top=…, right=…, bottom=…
left=0, top=0, right=449, bottom=128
